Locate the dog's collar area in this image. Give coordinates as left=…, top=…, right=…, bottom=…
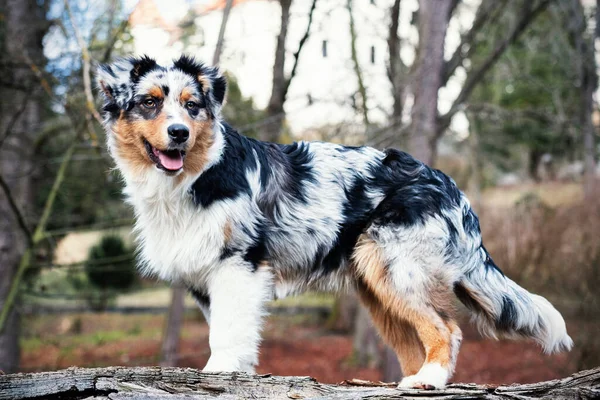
left=143, top=138, right=186, bottom=173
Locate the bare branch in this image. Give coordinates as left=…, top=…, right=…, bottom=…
left=347, top=0, right=370, bottom=127
left=437, top=0, right=553, bottom=136
left=63, top=0, right=103, bottom=131
left=0, top=143, right=77, bottom=333
left=0, top=97, right=29, bottom=149
left=0, top=174, right=33, bottom=245
left=442, top=0, right=509, bottom=86
left=213, top=0, right=234, bottom=65
left=387, top=0, right=406, bottom=120
left=102, top=19, right=128, bottom=63
left=283, top=0, right=318, bottom=98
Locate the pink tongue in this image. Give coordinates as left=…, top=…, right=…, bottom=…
left=156, top=150, right=184, bottom=171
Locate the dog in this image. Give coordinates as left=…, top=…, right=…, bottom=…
left=96, top=55, right=573, bottom=389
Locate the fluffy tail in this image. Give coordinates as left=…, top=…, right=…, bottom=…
left=455, top=246, right=573, bottom=354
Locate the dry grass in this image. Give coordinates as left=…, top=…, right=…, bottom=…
left=479, top=187, right=600, bottom=370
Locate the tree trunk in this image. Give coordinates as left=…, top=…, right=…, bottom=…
left=408, top=0, right=452, bottom=165
left=387, top=0, right=406, bottom=142
left=347, top=0, right=370, bottom=129
left=212, top=0, right=234, bottom=66
left=160, top=286, right=186, bottom=367
left=352, top=304, right=380, bottom=368
left=582, top=0, right=599, bottom=197
left=0, top=0, right=48, bottom=373
left=263, top=0, right=292, bottom=142
left=1, top=366, right=599, bottom=399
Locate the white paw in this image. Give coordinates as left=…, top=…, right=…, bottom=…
left=203, top=355, right=240, bottom=373
left=397, top=363, right=448, bottom=390
left=203, top=354, right=256, bottom=374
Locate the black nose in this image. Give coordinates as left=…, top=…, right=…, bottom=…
left=167, top=124, right=189, bottom=144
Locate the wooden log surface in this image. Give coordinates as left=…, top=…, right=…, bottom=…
left=0, top=366, right=598, bottom=399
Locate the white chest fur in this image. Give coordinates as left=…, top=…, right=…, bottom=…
left=125, top=173, right=229, bottom=286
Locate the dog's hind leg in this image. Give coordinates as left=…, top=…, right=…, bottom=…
left=356, top=282, right=425, bottom=377
left=353, top=232, right=461, bottom=389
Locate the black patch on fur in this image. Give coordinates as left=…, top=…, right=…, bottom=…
left=497, top=296, right=518, bottom=331
left=454, top=282, right=490, bottom=318
left=481, top=244, right=504, bottom=275
left=189, top=287, right=210, bottom=308
left=212, top=75, right=227, bottom=105
left=256, top=142, right=315, bottom=220
left=173, top=55, right=204, bottom=77
left=276, top=142, right=315, bottom=201
left=243, top=222, right=268, bottom=270
left=190, top=124, right=260, bottom=208
left=130, top=56, right=159, bottom=83
left=335, top=145, right=364, bottom=153
left=369, top=149, right=462, bottom=227
left=318, top=176, right=374, bottom=273
left=162, top=85, right=170, bottom=96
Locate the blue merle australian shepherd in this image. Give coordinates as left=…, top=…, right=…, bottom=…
left=97, top=55, right=572, bottom=389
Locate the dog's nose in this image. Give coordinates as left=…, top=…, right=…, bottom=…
left=167, top=124, right=189, bottom=144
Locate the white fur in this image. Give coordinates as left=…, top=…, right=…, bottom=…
left=203, top=261, right=273, bottom=373
left=398, top=363, right=449, bottom=389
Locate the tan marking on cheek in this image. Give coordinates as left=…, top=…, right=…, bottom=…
left=177, top=117, right=214, bottom=182
left=112, top=112, right=168, bottom=177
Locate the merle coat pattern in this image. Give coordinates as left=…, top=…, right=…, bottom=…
left=97, top=55, right=572, bottom=389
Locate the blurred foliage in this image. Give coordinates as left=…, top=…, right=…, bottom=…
left=468, top=1, right=583, bottom=182
left=86, top=235, right=135, bottom=291
left=481, top=189, right=600, bottom=370
left=64, top=234, right=136, bottom=311
left=221, top=72, right=267, bottom=139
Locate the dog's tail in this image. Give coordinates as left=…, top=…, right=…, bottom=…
left=455, top=213, right=573, bottom=354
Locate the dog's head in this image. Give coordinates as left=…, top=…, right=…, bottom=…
left=97, top=55, right=226, bottom=177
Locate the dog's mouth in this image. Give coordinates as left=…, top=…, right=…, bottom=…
left=143, top=138, right=186, bottom=173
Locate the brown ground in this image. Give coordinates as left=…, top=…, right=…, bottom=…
left=19, top=312, right=577, bottom=385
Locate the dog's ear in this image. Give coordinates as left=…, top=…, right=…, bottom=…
left=173, top=55, right=227, bottom=117
left=96, top=56, right=158, bottom=116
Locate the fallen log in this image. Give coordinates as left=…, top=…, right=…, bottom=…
left=0, top=366, right=598, bottom=399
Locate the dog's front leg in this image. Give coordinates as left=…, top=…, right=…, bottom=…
left=203, top=261, right=273, bottom=374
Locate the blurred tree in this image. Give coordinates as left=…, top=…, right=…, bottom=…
left=222, top=73, right=267, bottom=139
left=467, top=0, right=596, bottom=183
left=384, top=0, right=553, bottom=166
left=84, top=235, right=135, bottom=311
left=263, top=0, right=317, bottom=143
left=0, top=0, right=50, bottom=373
left=86, top=235, right=135, bottom=290
left=36, top=0, right=134, bottom=231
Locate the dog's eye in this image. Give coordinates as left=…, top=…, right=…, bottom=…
left=185, top=101, right=199, bottom=110
left=143, top=99, right=156, bottom=108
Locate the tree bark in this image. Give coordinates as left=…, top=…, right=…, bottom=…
left=581, top=0, right=599, bottom=197
left=0, top=0, right=48, bottom=374
left=263, top=0, right=317, bottom=142
left=160, top=286, right=186, bottom=367
left=347, top=0, right=370, bottom=129
left=1, top=366, right=599, bottom=399
left=408, top=0, right=452, bottom=165
left=212, top=0, right=234, bottom=66
left=263, top=0, right=293, bottom=142
left=387, top=0, right=405, bottom=131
